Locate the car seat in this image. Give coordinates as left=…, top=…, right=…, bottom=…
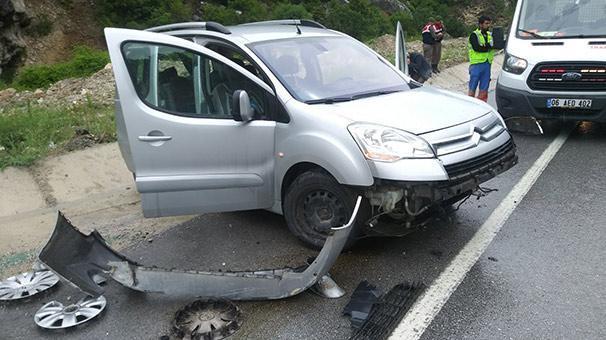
left=158, top=67, right=196, bottom=113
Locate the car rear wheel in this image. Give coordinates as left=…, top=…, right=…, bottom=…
left=283, top=170, right=368, bottom=250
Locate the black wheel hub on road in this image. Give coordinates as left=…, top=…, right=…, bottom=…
left=303, top=190, right=347, bottom=233
left=172, top=299, right=241, bottom=340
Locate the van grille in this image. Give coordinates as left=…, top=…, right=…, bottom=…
left=528, top=62, right=606, bottom=92
left=444, top=139, right=515, bottom=182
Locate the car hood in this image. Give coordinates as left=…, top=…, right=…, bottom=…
left=319, top=86, right=492, bottom=135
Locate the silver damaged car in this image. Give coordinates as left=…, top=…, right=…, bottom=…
left=105, top=20, right=517, bottom=249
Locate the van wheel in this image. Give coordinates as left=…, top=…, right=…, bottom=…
left=283, top=170, right=368, bottom=250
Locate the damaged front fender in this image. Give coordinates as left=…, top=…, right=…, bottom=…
left=39, top=197, right=362, bottom=300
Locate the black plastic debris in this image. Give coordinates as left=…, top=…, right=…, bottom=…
left=39, top=206, right=360, bottom=300
left=172, top=299, right=241, bottom=340
left=342, top=281, right=382, bottom=329
left=349, top=282, right=425, bottom=340
left=505, top=116, right=544, bottom=135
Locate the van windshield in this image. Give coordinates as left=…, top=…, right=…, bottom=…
left=249, top=36, right=409, bottom=103
left=517, top=0, right=606, bottom=39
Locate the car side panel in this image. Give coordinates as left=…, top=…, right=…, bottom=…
left=270, top=100, right=374, bottom=213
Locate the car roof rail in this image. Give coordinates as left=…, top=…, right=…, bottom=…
left=239, top=19, right=326, bottom=29
left=146, top=21, right=231, bottom=35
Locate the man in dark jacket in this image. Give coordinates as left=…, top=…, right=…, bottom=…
left=432, top=17, right=445, bottom=73
left=422, top=18, right=444, bottom=74
left=422, top=18, right=436, bottom=71
left=408, top=52, right=432, bottom=83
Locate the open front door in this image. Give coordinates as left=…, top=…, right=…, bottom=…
left=394, top=21, right=408, bottom=75
left=105, top=28, right=277, bottom=217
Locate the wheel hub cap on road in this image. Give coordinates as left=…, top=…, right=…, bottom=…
left=173, top=299, right=241, bottom=340
left=34, top=295, right=106, bottom=329
left=0, top=271, right=59, bottom=301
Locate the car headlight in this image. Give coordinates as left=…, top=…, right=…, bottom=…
left=503, top=53, right=528, bottom=75
left=348, top=123, right=435, bottom=162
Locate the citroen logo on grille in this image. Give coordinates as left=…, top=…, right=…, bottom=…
left=562, top=72, right=583, bottom=81
left=470, top=126, right=482, bottom=146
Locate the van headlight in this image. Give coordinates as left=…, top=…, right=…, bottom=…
left=348, top=123, right=435, bottom=162
left=503, top=53, right=528, bottom=75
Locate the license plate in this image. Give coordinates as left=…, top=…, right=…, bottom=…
left=546, top=98, right=592, bottom=109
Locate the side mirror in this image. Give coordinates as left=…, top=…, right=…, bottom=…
left=232, top=90, right=254, bottom=122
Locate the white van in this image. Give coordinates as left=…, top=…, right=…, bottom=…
left=496, top=0, right=606, bottom=122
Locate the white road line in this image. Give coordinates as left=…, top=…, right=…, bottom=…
left=389, top=126, right=574, bottom=340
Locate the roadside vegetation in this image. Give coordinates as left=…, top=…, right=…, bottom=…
left=7, top=46, right=109, bottom=91
left=0, top=102, right=115, bottom=169
left=96, top=0, right=516, bottom=41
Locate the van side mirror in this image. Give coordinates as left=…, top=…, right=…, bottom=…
left=232, top=90, right=254, bottom=122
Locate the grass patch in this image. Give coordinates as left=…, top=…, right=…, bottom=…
left=10, top=46, right=109, bottom=91
left=0, top=103, right=116, bottom=169
left=440, top=41, right=469, bottom=68
left=366, top=36, right=468, bottom=69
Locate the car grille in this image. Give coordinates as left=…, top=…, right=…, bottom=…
left=444, top=139, right=515, bottom=182
left=528, top=62, right=606, bottom=91
left=422, top=113, right=506, bottom=157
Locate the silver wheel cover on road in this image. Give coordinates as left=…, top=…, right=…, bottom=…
left=34, top=295, right=106, bottom=329
left=0, top=271, right=59, bottom=301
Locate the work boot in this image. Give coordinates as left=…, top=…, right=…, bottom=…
left=468, top=90, right=476, bottom=98
left=432, top=64, right=441, bottom=73
left=478, top=90, right=489, bottom=102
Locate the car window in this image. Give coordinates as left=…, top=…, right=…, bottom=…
left=122, top=42, right=269, bottom=119
left=204, top=42, right=271, bottom=86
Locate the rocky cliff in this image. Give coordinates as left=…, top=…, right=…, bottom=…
left=0, top=0, right=29, bottom=81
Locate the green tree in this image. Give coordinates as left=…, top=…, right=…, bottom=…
left=95, top=0, right=192, bottom=29
left=271, top=3, right=312, bottom=20
left=323, top=0, right=390, bottom=41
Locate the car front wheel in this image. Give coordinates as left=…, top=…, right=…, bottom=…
left=283, top=170, right=368, bottom=250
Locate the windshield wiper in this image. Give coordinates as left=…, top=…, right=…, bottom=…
left=305, top=89, right=402, bottom=105
left=517, top=29, right=547, bottom=39
left=350, top=89, right=402, bottom=100
left=305, top=96, right=354, bottom=104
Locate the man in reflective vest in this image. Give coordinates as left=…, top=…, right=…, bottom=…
left=468, top=15, right=497, bottom=102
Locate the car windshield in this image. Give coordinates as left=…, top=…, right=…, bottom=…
left=517, top=0, right=606, bottom=39
left=249, top=36, right=409, bottom=103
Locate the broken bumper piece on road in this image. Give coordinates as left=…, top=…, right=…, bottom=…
left=38, top=197, right=362, bottom=300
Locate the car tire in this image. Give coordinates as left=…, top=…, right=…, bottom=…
left=283, top=170, right=369, bottom=250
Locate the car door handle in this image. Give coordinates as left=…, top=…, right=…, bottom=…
left=138, top=135, right=172, bottom=142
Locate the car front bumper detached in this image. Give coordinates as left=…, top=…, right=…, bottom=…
left=39, top=197, right=362, bottom=300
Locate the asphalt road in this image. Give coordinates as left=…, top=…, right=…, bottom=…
left=1, top=93, right=605, bottom=339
